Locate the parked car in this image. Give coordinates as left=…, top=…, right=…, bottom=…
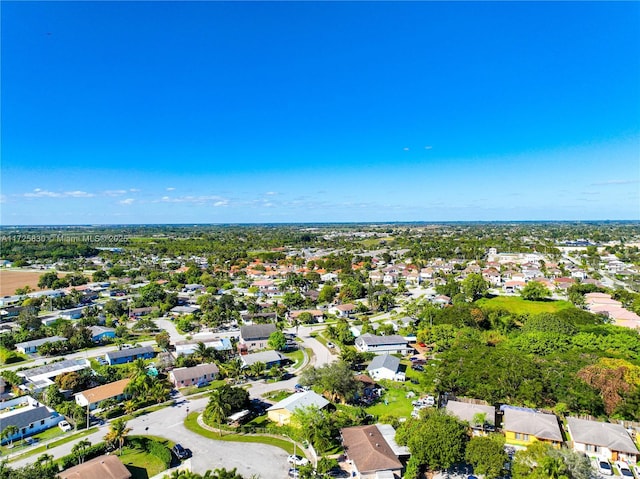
left=411, top=364, right=424, bottom=371
left=287, top=455, right=309, bottom=466
left=614, top=461, right=634, bottom=478
left=58, top=420, right=72, bottom=432
left=288, top=469, right=300, bottom=478
left=325, top=468, right=349, bottom=478
left=326, top=342, right=335, bottom=349
left=633, top=464, right=640, bottom=479
left=596, top=458, right=613, bottom=476
left=172, top=443, right=192, bottom=460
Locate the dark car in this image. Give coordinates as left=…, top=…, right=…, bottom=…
left=326, top=468, right=350, bottom=478
left=172, top=443, right=192, bottom=460
left=411, top=364, right=424, bottom=371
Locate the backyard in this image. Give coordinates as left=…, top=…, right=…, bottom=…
left=476, top=296, right=573, bottom=315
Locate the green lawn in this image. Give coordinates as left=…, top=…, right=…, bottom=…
left=184, top=412, right=295, bottom=454
left=283, top=349, right=304, bottom=368
left=476, top=296, right=573, bottom=315
left=120, top=443, right=168, bottom=479
left=5, top=427, right=98, bottom=462
left=180, top=379, right=226, bottom=397
left=365, top=381, right=422, bottom=419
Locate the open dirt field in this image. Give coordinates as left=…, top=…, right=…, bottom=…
left=0, top=270, right=45, bottom=296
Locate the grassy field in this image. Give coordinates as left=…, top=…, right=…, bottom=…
left=5, top=427, right=98, bottom=462
left=184, top=412, right=295, bottom=454
left=476, top=296, right=574, bottom=315
left=365, top=380, right=422, bottom=419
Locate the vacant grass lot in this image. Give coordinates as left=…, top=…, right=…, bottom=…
left=365, top=380, right=422, bottom=419
left=476, top=296, right=573, bottom=315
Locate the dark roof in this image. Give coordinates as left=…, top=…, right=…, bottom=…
left=2, top=406, right=53, bottom=430
left=106, top=346, right=155, bottom=361
left=240, top=324, right=276, bottom=341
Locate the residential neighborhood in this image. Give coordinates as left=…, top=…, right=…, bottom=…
left=0, top=222, right=639, bottom=479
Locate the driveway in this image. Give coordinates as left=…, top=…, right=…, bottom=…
left=10, top=396, right=290, bottom=479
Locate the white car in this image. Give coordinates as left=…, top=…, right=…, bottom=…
left=614, top=461, right=634, bottom=478
left=58, top=420, right=72, bottom=432
left=633, top=464, right=640, bottom=479
left=287, top=455, right=309, bottom=466
left=596, top=458, right=613, bottom=476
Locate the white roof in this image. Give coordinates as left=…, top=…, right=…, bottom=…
left=266, top=390, right=330, bottom=413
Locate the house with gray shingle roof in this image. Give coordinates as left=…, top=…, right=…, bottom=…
left=0, top=396, right=62, bottom=444
left=266, top=390, right=330, bottom=425
left=170, top=363, right=220, bottom=388
left=567, top=417, right=639, bottom=463
left=239, top=324, right=277, bottom=351
left=445, top=400, right=496, bottom=436
left=240, top=350, right=283, bottom=368
left=355, top=334, right=410, bottom=355
left=15, top=336, right=67, bottom=354
left=502, top=407, right=563, bottom=447
left=105, top=346, right=155, bottom=365
left=367, top=354, right=405, bottom=381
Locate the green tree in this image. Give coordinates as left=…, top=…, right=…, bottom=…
left=1, top=425, right=19, bottom=446
left=268, top=331, right=287, bottom=351
left=462, top=273, right=489, bottom=302
left=103, top=418, right=131, bottom=455
left=71, top=439, right=92, bottom=464
left=204, top=388, right=232, bottom=436
left=520, top=281, right=551, bottom=301
left=465, top=435, right=508, bottom=479
left=156, top=331, right=171, bottom=350
left=318, top=284, right=337, bottom=304
left=396, top=411, right=468, bottom=472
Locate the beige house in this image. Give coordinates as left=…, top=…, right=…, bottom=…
left=75, top=378, right=131, bottom=410
left=341, top=424, right=409, bottom=479
left=57, top=454, right=131, bottom=479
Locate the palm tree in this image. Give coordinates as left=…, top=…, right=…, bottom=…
left=222, top=358, right=244, bottom=382
left=71, top=439, right=92, bottom=464
left=129, top=358, right=148, bottom=382
left=205, top=388, right=231, bottom=437
left=248, top=361, right=266, bottom=379
left=1, top=425, right=19, bottom=447
left=104, top=418, right=131, bottom=455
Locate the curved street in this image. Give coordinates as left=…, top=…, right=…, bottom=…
left=9, top=324, right=337, bottom=478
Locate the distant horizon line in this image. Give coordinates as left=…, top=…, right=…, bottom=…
left=1, top=219, right=639, bottom=228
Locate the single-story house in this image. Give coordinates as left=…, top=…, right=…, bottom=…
left=18, top=358, right=91, bottom=392
left=170, top=363, right=220, bottom=389
left=329, top=304, right=356, bottom=318
left=288, top=309, right=325, bottom=323
left=0, top=396, right=62, bottom=444
left=89, top=325, right=116, bottom=343
left=445, top=400, right=496, bottom=436
left=130, top=306, right=158, bottom=318
left=16, top=336, right=67, bottom=354
left=239, top=324, right=277, bottom=351
left=341, top=424, right=409, bottom=479
left=355, top=334, right=411, bottom=355
left=267, top=390, right=330, bottom=425
left=367, top=354, right=405, bottom=382
left=59, top=307, right=85, bottom=320
left=502, top=407, right=563, bottom=447
left=170, top=305, right=199, bottom=316
left=75, top=378, right=131, bottom=410
left=105, top=346, right=155, bottom=366
left=566, top=417, right=639, bottom=463
left=174, top=336, right=232, bottom=356
left=57, top=454, right=132, bottom=479
left=240, top=350, right=283, bottom=369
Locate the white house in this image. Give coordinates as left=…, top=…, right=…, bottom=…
left=567, top=417, right=639, bottom=463
left=355, top=333, right=411, bottom=355
left=367, top=354, right=405, bottom=381
left=0, top=396, right=63, bottom=444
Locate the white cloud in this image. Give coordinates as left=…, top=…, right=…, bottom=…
left=591, top=179, right=639, bottom=186
left=119, top=198, right=135, bottom=205
left=22, top=189, right=94, bottom=198
left=265, top=191, right=278, bottom=196
left=104, top=190, right=128, bottom=197
left=129, top=188, right=141, bottom=192
left=166, top=187, right=176, bottom=191
left=403, top=147, right=410, bottom=151
left=158, top=195, right=229, bottom=206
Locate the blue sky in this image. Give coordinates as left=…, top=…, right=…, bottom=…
left=2, top=1, right=639, bottom=225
